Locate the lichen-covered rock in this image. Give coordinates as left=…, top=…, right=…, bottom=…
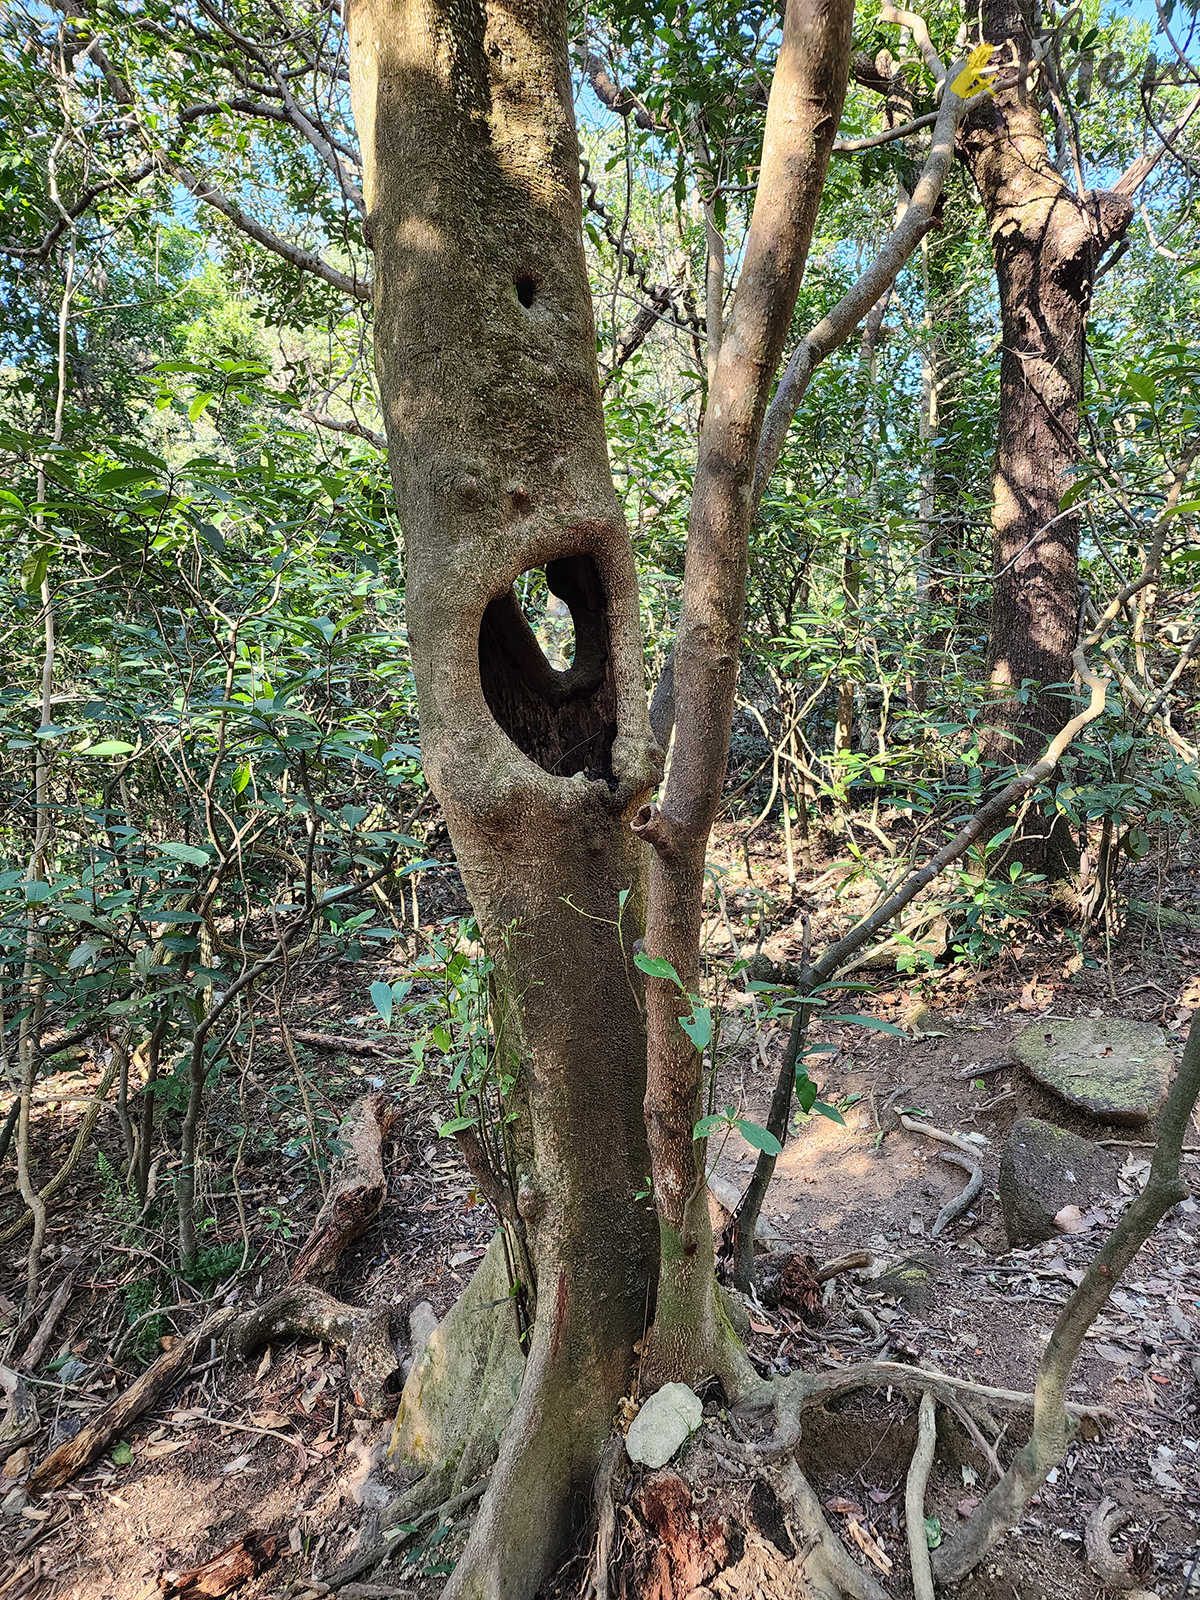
left=625, top=1383, right=703, bottom=1469
left=1010, top=1016, right=1173, bottom=1126
left=999, top=1117, right=1118, bottom=1244
left=875, top=1256, right=937, bottom=1315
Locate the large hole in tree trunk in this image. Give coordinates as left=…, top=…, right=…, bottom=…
left=479, top=553, right=618, bottom=782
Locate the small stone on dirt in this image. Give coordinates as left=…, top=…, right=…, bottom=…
left=625, top=1382, right=703, bottom=1468
left=999, top=1118, right=1118, bottom=1244
left=1009, top=1016, right=1173, bottom=1126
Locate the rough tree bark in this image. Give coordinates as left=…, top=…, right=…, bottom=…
left=346, top=2, right=661, bottom=1592
left=958, top=0, right=1132, bottom=874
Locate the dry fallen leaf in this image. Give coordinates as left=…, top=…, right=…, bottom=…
left=1053, top=1204, right=1086, bottom=1233
left=825, top=1496, right=865, bottom=1518
left=1019, top=979, right=1044, bottom=1012
left=253, top=1347, right=272, bottom=1382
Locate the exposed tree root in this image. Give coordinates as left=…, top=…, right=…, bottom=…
left=903, top=1392, right=936, bottom=1600
left=386, top=1232, right=524, bottom=1508
left=1084, top=1497, right=1156, bottom=1591
left=581, top=1435, right=624, bottom=1600
left=29, top=1306, right=236, bottom=1493
left=770, top=1457, right=889, bottom=1600
left=228, top=1287, right=399, bottom=1417
left=287, top=1095, right=399, bottom=1289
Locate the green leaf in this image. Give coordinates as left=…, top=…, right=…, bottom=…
left=369, top=980, right=393, bottom=1027
left=795, top=1072, right=818, bottom=1114
left=633, top=951, right=682, bottom=986
left=431, top=1024, right=452, bottom=1053
left=1125, top=371, right=1155, bottom=403
left=20, top=544, right=54, bottom=597
left=438, top=1116, right=476, bottom=1136
left=111, top=1440, right=133, bottom=1466
left=830, top=1013, right=906, bottom=1036
left=231, top=763, right=251, bottom=794
left=157, top=842, right=210, bottom=867
left=812, top=1101, right=847, bottom=1126
left=693, top=1113, right=727, bottom=1139
left=24, top=880, right=52, bottom=903
left=188, top=392, right=217, bottom=422
left=924, top=1516, right=942, bottom=1549
left=679, top=1002, right=713, bottom=1051
left=94, top=466, right=158, bottom=491
left=80, top=740, right=136, bottom=757
left=733, top=1119, right=783, bottom=1155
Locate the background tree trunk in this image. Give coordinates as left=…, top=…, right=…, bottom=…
left=959, top=0, right=1131, bottom=876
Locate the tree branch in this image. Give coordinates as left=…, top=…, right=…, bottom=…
left=754, top=60, right=974, bottom=509
left=162, top=158, right=371, bottom=302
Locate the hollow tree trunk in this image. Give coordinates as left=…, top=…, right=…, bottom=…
left=347, top=3, right=661, bottom=1592
left=958, top=0, right=1130, bottom=876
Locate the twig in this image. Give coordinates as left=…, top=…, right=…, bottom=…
left=905, top=1392, right=937, bottom=1600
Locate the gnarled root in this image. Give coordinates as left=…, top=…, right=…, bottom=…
left=228, top=1285, right=399, bottom=1416
left=770, top=1457, right=889, bottom=1600
left=1085, top=1498, right=1155, bottom=1591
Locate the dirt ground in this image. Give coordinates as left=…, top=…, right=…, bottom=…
left=2, top=819, right=1198, bottom=1600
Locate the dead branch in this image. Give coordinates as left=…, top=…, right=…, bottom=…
left=288, top=1094, right=399, bottom=1288
left=228, top=1285, right=399, bottom=1416
left=896, top=1116, right=985, bottom=1237
left=904, top=1392, right=937, bottom=1600
left=288, top=1029, right=396, bottom=1057
left=27, top=1306, right=235, bottom=1494
left=15, top=1258, right=81, bottom=1372
left=162, top=1531, right=280, bottom=1599
left=932, top=1012, right=1200, bottom=1585
left=815, top=1251, right=872, bottom=1283
left=931, top=1150, right=985, bottom=1236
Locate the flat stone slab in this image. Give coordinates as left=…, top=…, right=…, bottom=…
left=999, top=1117, right=1118, bottom=1245
left=626, top=1383, right=703, bottom=1469
left=1009, top=1016, right=1173, bottom=1126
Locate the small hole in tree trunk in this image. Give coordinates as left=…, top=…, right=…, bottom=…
left=514, top=275, right=536, bottom=308
left=479, top=555, right=617, bottom=783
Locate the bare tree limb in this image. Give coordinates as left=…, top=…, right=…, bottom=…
left=753, top=61, right=973, bottom=508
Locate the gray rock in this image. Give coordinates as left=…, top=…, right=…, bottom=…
left=1010, top=1016, right=1173, bottom=1126
left=999, top=1117, right=1118, bottom=1244
left=875, top=1256, right=938, bottom=1316
left=625, top=1382, right=703, bottom=1469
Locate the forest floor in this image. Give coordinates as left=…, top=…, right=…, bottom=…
left=2, top=817, right=1199, bottom=1600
